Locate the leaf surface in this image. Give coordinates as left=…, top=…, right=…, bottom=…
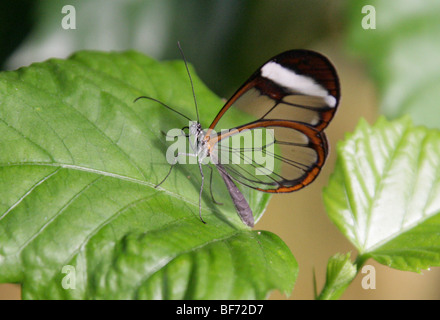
left=0, top=51, right=297, bottom=299
left=324, top=117, right=440, bottom=272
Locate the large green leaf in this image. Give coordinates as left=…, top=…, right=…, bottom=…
left=0, top=51, right=297, bottom=299
left=323, top=117, right=440, bottom=272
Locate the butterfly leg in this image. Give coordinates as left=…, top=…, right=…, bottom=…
left=207, top=165, right=223, bottom=205
left=155, top=161, right=176, bottom=188
left=198, top=162, right=207, bottom=224
left=159, top=154, right=208, bottom=225
left=155, top=152, right=195, bottom=188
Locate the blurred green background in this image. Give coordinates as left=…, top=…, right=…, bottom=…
left=0, top=0, right=344, bottom=97
left=1, top=0, right=440, bottom=300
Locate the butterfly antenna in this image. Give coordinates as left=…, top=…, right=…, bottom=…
left=177, top=41, right=200, bottom=123
left=134, top=96, right=192, bottom=121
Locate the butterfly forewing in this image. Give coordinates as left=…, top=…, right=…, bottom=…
left=206, top=50, right=339, bottom=193
left=207, top=50, right=339, bottom=134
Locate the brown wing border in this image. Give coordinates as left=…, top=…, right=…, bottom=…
left=207, top=120, right=328, bottom=193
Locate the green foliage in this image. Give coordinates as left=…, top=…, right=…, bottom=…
left=317, top=117, right=440, bottom=298
left=3, top=1, right=440, bottom=299
left=322, top=117, right=440, bottom=291
left=317, top=253, right=357, bottom=300
left=0, top=51, right=297, bottom=299
left=308, top=1, right=440, bottom=300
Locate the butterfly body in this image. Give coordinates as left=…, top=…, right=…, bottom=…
left=189, top=121, right=209, bottom=163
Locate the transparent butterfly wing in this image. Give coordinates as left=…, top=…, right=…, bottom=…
left=206, top=50, right=340, bottom=192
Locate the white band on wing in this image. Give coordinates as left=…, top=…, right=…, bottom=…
left=261, top=61, right=337, bottom=108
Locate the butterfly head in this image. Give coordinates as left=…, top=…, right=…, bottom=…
left=189, top=121, right=203, bottom=137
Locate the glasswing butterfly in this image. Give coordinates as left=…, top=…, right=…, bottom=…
left=136, top=44, right=340, bottom=227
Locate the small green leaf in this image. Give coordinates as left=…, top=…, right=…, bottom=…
left=324, top=116, right=440, bottom=272
left=317, top=253, right=357, bottom=300
left=0, top=51, right=296, bottom=299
